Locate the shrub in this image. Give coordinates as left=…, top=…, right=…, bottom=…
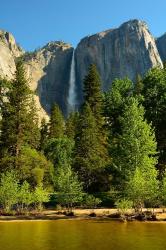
left=84, top=194, right=102, bottom=209
left=115, top=199, right=133, bottom=215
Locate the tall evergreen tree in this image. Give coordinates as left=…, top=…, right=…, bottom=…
left=74, top=65, right=109, bottom=191
left=49, top=103, right=64, bottom=139
left=24, top=96, right=40, bottom=149
left=83, top=64, right=103, bottom=123
left=74, top=103, right=108, bottom=191
left=0, top=60, right=40, bottom=161
left=65, top=111, right=79, bottom=140
left=39, top=118, right=49, bottom=151
left=44, top=137, right=74, bottom=168
left=133, top=74, right=144, bottom=96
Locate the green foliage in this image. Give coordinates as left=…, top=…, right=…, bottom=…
left=0, top=171, right=19, bottom=212
left=34, top=184, right=50, bottom=211
left=142, top=67, right=166, bottom=174
left=44, top=137, right=75, bottom=190
left=83, top=65, right=108, bottom=161
left=104, top=77, right=133, bottom=132
left=142, top=67, right=166, bottom=127
left=55, top=165, right=83, bottom=211
left=110, top=97, right=158, bottom=187
left=18, top=181, right=33, bottom=210
left=0, top=60, right=40, bottom=163
left=133, top=74, right=144, bottom=96
left=83, top=64, right=103, bottom=122
left=31, top=168, right=44, bottom=186
left=126, top=167, right=159, bottom=211
left=161, top=172, right=166, bottom=205
left=74, top=103, right=108, bottom=191
left=49, top=103, right=65, bottom=139
left=84, top=194, right=102, bottom=209
left=115, top=199, right=133, bottom=215
left=0, top=171, right=50, bottom=213
left=24, top=96, right=40, bottom=149
left=16, top=146, right=53, bottom=186
left=65, top=111, right=79, bottom=140
left=39, top=118, right=49, bottom=151
left=0, top=59, right=166, bottom=212
left=44, top=137, right=74, bottom=167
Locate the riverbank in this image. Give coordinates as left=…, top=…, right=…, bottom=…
left=0, top=208, right=166, bottom=222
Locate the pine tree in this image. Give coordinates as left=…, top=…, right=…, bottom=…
left=39, top=118, right=49, bottom=151
left=133, top=74, right=144, bottom=96
left=74, top=65, right=109, bottom=191
left=24, top=96, right=40, bottom=149
left=0, top=60, right=40, bottom=160
left=65, top=111, right=79, bottom=140
left=49, top=103, right=64, bottom=139
left=44, top=137, right=74, bottom=168
left=74, top=103, right=108, bottom=191
left=83, top=64, right=103, bottom=123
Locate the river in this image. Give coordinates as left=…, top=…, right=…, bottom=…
left=0, top=220, right=165, bottom=250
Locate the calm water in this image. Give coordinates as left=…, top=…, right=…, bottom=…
left=0, top=220, right=166, bottom=250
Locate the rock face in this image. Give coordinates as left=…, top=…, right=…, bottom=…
left=0, top=30, right=24, bottom=79
left=23, top=42, right=73, bottom=117
left=156, top=33, right=166, bottom=62
left=0, top=20, right=165, bottom=119
left=75, top=20, right=163, bottom=103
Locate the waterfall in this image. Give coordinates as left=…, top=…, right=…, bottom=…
left=67, top=50, right=77, bottom=114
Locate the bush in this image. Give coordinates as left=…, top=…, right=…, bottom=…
left=0, top=171, right=19, bottom=213
left=84, top=194, right=102, bottom=209
left=18, top=181, right=33, bottom=212
left=33, top=184, right=50, bottom=211
left=115, top=199, right=133, bottom=215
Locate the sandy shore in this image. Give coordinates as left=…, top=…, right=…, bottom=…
left=0, top=208, right=166, bottom=222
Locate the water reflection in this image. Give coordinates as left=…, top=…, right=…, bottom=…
left=0, top=220, right=165, bottom=250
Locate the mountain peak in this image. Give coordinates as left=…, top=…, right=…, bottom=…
left=0, top=29, right=24, bottom=57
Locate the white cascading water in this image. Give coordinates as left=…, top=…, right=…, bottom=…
left=67, top=50, right=77, bottom=114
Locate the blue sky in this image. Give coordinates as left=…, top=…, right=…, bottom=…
left=1, top=0, right=166, bottom=51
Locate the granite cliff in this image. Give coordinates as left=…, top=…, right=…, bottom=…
left=0, top=30, right=24, bottom=79
left=156, top=33, right=166, bottom=62
left=23, top=42, right=73, bottom=117
left=75, top=20, right=163, bottom=102
left=0, top=20, right=165, bottom=119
